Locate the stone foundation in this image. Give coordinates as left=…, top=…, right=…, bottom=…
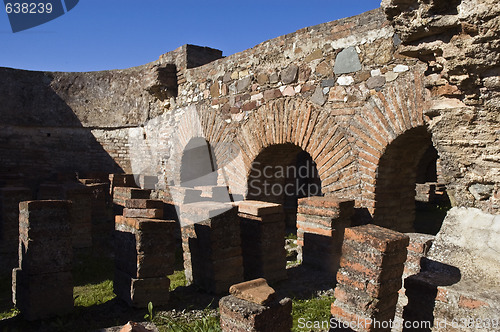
left=13, top=200, right=74, bottom=320
left=296, top=197, right=354, bottom=275
left=331, top=224, right=409, bottom=332
left=238, top=200, right=287, bottom=282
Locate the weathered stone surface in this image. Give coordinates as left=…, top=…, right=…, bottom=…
left=256, top=73, right=269, bottom=85
left=310, top=85, right=326, bottom=105
left=427, top=207, right=500, bottom=285
left=236, top=76, right=252, bottom=93
left=366, top=75, right=386, bottom=89
left=337, top=76, right=354, bottom=86
left=280, top=64, right=298, bottom=84
left=119, top=321, right=155, bottom=332
left=334, top=47, right=362, bottom=74
left=237, top=200, right=283, bottom=216
left=219, top=295, right=292, bottom=332
left=229, top=278, right=276, bottom=305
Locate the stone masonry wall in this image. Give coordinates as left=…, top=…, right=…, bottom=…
left=381, top=0, right=500, bottom=213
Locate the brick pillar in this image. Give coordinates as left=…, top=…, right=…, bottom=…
left=331, top=224, right=409, bottom=332
left=0, top=187, right=31, bottom=276
left=114, top=199, right=175, bottom=308
left=13, top=200, right=73, bottom=321
left=220, top=279, right=292, bottom=332
left=180, top=202, right=243, bottom=294
left=238, top=200, right=287, bottom=282
left=296, top=197, right=354, bottom=274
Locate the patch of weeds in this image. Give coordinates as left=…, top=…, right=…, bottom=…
left=286, top=232, right=298, bottom=241
left=144, top=301, right=154, bottom=322
left=156, top=303, right=221, bottom=332
left=74, top=279, right=115, bottom=307
left=168, top=270, right=187, bottom=291
left=292, top=295, right=335, bottom=331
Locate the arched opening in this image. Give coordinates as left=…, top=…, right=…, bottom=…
left=246, top=143, right=322, bottom=267
left=246, top=143, right=322, bottom=228
left=373, top=126, right=449, bottom=234
left=180, top=137, right=218, bottom=188
left=414, top=145, right=451, bottom=234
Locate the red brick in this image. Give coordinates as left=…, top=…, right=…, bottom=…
left=344, top=224, right=409, bottom=253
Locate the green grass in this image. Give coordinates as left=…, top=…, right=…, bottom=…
left=292, top=295, right=335, bottom=331
left=74, top=279, right=115, bottom=307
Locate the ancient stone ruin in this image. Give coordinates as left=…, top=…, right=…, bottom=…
left=0, top=0, right=499, bottom=330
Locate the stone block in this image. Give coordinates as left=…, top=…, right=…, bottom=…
left=237, top=200, right=283, bottom=216
left=229, top=278, right=276, bottom=305
left=18, top=200, right=73, bottom=274
left=114, top=269, right=170, bottom=308
left=12, top=268, right=73, bottom=321
left=125, top=199, right=164, bottom=209
left=334, top=46, right=362, bottom=74
left=343, top=224, right=409, bottom=253
left=123, top=208, right=163, bottom=219
left=220, top=295, right=292, bottom=332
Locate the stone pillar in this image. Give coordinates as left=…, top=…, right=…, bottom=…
left=114, top=199, right=175, bottom=308
left=331, top=224, right=409, bottom=332
left=13, top=200, right=73, bottom=321
left=296, top=197, right=354, bottom=274
left=219, top=279, right=292, bottom=332
left=238, top=200, right=287, bottom=282
left=0, top=187, right=31, bottom=276
left=180, top=202, right=243, bottom=294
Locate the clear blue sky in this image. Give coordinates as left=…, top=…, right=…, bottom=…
left=0, top=0, right=381, bottom=72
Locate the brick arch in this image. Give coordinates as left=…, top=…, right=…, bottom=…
left=349, top=70, right=429, bottom=231
left=169, top=105, right=234, bottom=186
left=226, top=98, right=356, bottom=198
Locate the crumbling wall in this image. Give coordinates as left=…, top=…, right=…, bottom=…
left=381, top=0, right=500, bottom=213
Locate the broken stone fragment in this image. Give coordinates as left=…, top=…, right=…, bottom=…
left=119, top=321, right=154, bottom=332
left=229, top=278, right=276, bottom=305
left=334, top=46, right=362, bottom=74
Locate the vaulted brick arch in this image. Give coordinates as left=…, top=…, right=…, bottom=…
left=169, top=105, right=234, bottom=186
left=226, top=98, right=356, bottom=199
left=349, top=70, right=431, bottom=232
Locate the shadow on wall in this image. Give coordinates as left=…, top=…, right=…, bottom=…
left=0, top=67, right=123, bottom=187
